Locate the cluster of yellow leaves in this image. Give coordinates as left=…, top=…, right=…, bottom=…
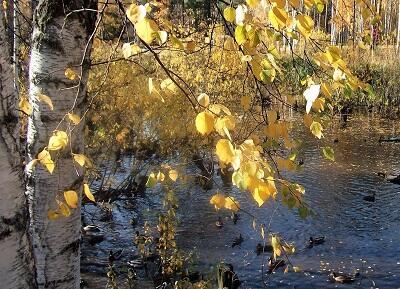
left=48, top=184, right=95, bottom=220
left=210, top=194, right=240, bottom=212
left=146, top=167, right=179, bottom=188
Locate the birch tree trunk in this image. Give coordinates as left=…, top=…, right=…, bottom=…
left=25, top=0, right=97, bottom=288
left=0, top=4, right=34, bottom=288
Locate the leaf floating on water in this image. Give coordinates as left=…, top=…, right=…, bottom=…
left=321, top=146, right=335, bottom=161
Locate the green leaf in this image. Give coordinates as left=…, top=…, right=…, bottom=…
left=321, top=147, right=335, bottom=161
left=310, top=121, right=323, bottom=139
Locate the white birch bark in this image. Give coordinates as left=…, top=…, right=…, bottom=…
left=25, top=0, right=97, bottom=288
left=0, top=4, right=34, bottom=289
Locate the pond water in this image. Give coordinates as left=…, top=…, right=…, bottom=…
left=82, top=116, right=400, bottom=289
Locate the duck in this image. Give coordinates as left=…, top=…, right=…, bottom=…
left=329, top=271, right=359, bottom=283
left=231, top=213, right=239, bottom=224
left=82, top=225, right=105, bottom=245
left=309, top=236, right=325, bottom=246
left=215, top=217, right=224, bottom=228
left=133, top=230, right=147, bottom=247
left=267, top=256, right=285, bottom=273
left=108, top=249, right=123, bottom=264
left=377, top=172, right=400, bottom=185
left=363, top=192, right=375, bottom=202
left=231, top=234, right=243, bottom=248
left=256, top=243, right=273, bottom=255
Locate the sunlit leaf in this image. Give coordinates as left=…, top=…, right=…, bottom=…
left=19, top=98, right=32, bottom=115
left=83, top=183, right=95, bottom=202
left=48, top=131, right=68, bottom=151
left=64, top=190, right=78, bottom=209
left=38, top=149, right=54, bottom=174
left=146, top=173, right=157, bottom=188
left=321, top=147, right=335, bottom=161
left=224, top=197, right=240, bottom=212
left=310, top=121, right=323, bottom=139
left=168, top=169, right=178, bottom=181
left=197, top=93, right=210, bottom=107
left=65, top=68, right=78, bottom=80
left=216, top=139, right=236, bottom=165
left=135, top=18, right=159, bottom=44
left=210, top=193, right=225, bottom=210
left=223, top=7, right=236, bottom=22
left=38, top=93, right=53, bottom=110
left=68, top=113, right=81, bottom=125
left=127, top=3, right=146, bottom=24
left=195, top=111, right=214, bottom=135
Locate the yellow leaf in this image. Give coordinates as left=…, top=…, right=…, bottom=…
left=197, top=93, right=210, bottom=107
left=146, top=172, right=157, bottom=188
left=122, top=43, right=141, bottom=58
left=73, top=154, right=92, bottom=167
left=223, top=7, right=236, bottom=22
left=224, top=197, right=240, bottom=212
left=310, top=121, right=323, bottom=139
left=321, top=82, right=332, bottom=98
left=296, top=14, right=314, bottom=38
left=126, top=3, right=146, bottom=24
left=38, top=94, right=53, bottom=110
left=271, top=0, right=285, bottom=9
left=19, top=98, right=32, bottom=115
left=271, top=235, right=282, bottom=258
left=312, top=97, right=325, bottom=112
left=48, top=130, right=68, bottom=151
left=215, top=116, right=236, bottom=137
left=268, top=7, right=288, bottom=30
left=210, top=193, right=225, bottom=210
left=83, top=183, right=95, bottom=202
left=216, top=139, right=235, bottom=165
left=157, top=31, right=168, bottom=45
left=48, top=210, right=60, bottom=220
left=65, top=68, right=78, bottom=80
left=38, top=149, right=54, bottom=174
left=289, top=0, right=300, bottom=8
left=58, top=201, right=71, bottom=217
left=235, top=25, right=247, bottom=45
left=68, top=113, right=81, bottom=125
left=64, top=190, right=78, bottom=209
left=195, top=111, right=215, bottom=135
left=168, top=169, right=178, bottom=181
left=157, top=171, right=165, bottom=182
left=293, top=266, right=301, bottom=272
left=135, top=18, right=159, bottom=44
left=246, top=0, right=260, bottom=8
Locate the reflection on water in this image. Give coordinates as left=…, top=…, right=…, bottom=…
left=82, top=117, right=400, bottom=288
